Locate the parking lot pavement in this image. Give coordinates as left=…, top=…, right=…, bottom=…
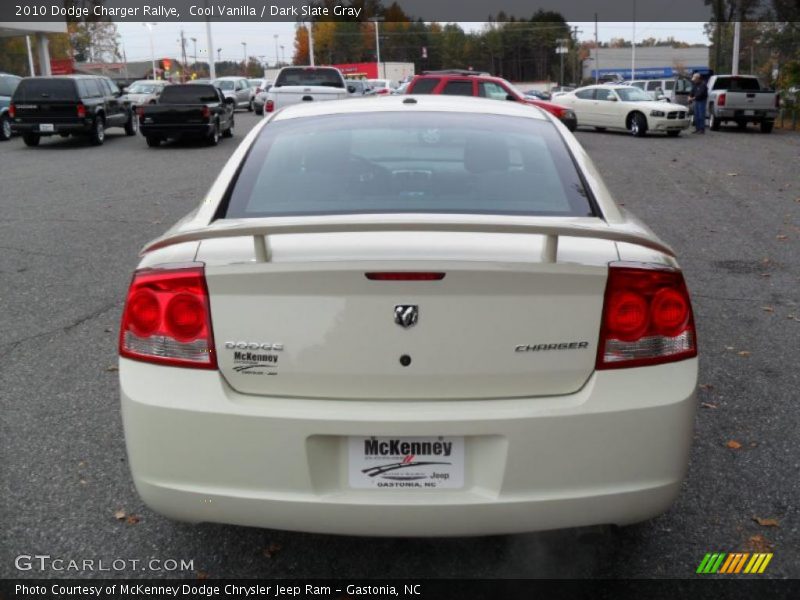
left=1, top=114, right=797, bottom=579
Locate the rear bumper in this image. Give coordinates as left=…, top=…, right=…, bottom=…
left=139, top=123, right=213, bottom=138
left=120, top=358, right=697, bottom=536
left=714, top=108, right=777, bottom=121
left=11, top=120, right=93, bottom=135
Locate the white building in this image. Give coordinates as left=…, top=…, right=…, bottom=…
left=585, top=46, right=710, bottom=81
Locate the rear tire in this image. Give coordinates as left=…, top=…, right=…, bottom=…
left=88, top=116, right=105, bottom=146
left=248, top=100, right=254, bottom=112
left=145, top=136, right=161, bottom=147
left=255, top=105, right=264, bottom=116
left=124, top=110, right=138, bottom=136
left=709, top=110, right=721, bottom=131
left=0, top=114, right=11, bottom=141
left=760, top=121, right=774, bottom=134
left=23, top=132, right=40, bottom=147
left=629, top=112, right=647, bottom=137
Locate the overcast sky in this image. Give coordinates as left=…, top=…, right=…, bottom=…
left=116, top=21, right=708, bottom=65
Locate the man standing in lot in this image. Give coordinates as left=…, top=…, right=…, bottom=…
left=689, top=72, right=708, bottom=134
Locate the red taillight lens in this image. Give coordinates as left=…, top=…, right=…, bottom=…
left=119, top=266, right=217, bottom=369
left=136, top=106, right=144, bottom=117
left=365, top=272, right=446, bottom=281
left=717, top=93, right=726, bottom=107
left=266, top=99, right=274, bottom=113
left=9, top=103, right=15, bottom=118
left=201, top=105, right=211, bottom=119
left=596, top=264, right=696, bottom=369
left=77, top=103, right=86, bottom=118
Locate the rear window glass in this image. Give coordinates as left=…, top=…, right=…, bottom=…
left=223, top=112, right=594, bottom=219
left=274, top=68, right=344, bottom=88
left=13, top=78, right=77, bottom=101
left=410, top=78, right=439, bottom=94
left=160, top=85, right=219, bottom=104
left=712, top=77, right=761, bottom=91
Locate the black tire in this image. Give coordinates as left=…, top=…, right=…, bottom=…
left=760, top=121, right=774, bottom=134
left=88, top=116, right=105, bottom=146
left=667, top=130, right=681, bottom=137
left=145, top=136, right=161, bottom=147
left=255, top=106, right=264, bottom=116
left=594, top=127, right=607, bottom=132
left=222, top=117, right=234, bottom=138
left=23, top=132, right=40, bottom=147
left=0, top=114, right=11, bottom=141
left=628, top=112, right=647, bottom=137
left=207, top=121, right=220, bottom=146
left=248, top=100, right=254, bottom=112
left=124, top=110, right=138, bottom=136
left=709, top=109, right=721, bottom=131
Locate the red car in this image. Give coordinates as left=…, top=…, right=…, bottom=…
left=406, top=70, right=578, bottom=132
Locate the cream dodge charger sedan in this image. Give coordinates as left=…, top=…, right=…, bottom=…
left=119, top=95, right=698, bottom=536
left=553, top=85, right=691, bottom=136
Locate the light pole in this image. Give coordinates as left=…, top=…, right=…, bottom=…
left=369, top=17, right=385, bottom=79
left=190, top=37, right=197, bottom=70
left=556, top=38, right=568, bottom=85
left=280, top=45, right=285, bottom=65
left=144, top=23, right=157, bottom=80
left=274, top=34, right=279, bottom=67
left=241, top=42, right=247, bottom=75
left=631, top=0, right=636, bottom=80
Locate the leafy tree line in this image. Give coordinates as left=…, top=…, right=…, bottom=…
left=294, top=13, right=580, bottom=84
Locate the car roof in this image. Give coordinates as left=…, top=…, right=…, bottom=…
left=271, top=94, right=550, bottom=122
left=213, top=76, right=245, bottom=80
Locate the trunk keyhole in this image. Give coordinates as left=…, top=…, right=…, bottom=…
left=399, top=355, right=412, bottom=367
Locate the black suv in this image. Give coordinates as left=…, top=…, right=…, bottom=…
left=10, top=75, right=137, bottom=146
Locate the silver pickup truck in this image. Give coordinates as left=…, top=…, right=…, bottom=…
left=707, top=74, right=779, bottom=133
left=264, top=66, right=350, bottom=114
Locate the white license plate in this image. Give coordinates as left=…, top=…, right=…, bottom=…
left=744, top=110, right=754, bottom=116
left=348, top=436, right=464, bottom=489
left=39, top=123, right=54, bottom=132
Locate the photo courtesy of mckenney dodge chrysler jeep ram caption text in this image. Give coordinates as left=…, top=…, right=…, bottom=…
left=118, top=95, right=698, bottom=537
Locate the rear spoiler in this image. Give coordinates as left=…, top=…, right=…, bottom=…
left=141, top=215, right=675, bottom=263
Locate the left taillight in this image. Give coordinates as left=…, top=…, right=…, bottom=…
left=119, top=265, right=217, bottom=369
left=77, top=103, right=86, bottom=118
left=596, top=263, right=697, bottom=370
left=8, top=103, right=15, bottom=118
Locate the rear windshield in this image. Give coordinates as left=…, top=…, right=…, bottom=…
left=274, top=68, right=344, bottom=88
left=222, top=112, right=594, bottom=219
left=13, top=78, right=77, bottom=102
left=159, top=85, right=218, bottom=104
left=712, top=77, right=762, bottom=91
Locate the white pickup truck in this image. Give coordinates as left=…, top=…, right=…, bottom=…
left=264, top=66, right=350, bottom=114
left=706, top=74, right=779, bottom=133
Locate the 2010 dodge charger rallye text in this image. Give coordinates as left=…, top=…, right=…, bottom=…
left=119, top=95, right=698, bottom=536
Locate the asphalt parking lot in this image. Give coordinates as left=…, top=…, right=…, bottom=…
left=1, top=112, right=798, bottom=579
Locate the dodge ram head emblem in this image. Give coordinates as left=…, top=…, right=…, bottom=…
left=394, top=305, right=419, bottom=328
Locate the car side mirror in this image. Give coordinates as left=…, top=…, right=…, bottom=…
left=506, top=94, right=517, bottom=101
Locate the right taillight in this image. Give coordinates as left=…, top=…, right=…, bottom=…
left=77, top=103, right=86, bottom=118
left=8, top=103, right=15, bottom=118
left=119, top=265, right=217, bottom=369
left=717, top=92, right=726, bottom=107
left=266, top=99, right=274, bottom=113
left=596, top=264, right=697, bottom=369
left=201, top=105, right=211, bottom=119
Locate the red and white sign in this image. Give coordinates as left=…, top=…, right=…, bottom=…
left=333, top=62, right=378, bottom=79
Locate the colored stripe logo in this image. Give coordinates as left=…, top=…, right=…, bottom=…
left=696, top=553, right=773, bottom=574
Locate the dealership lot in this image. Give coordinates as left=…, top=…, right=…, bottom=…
left=1, top=112, right=798, bottom=578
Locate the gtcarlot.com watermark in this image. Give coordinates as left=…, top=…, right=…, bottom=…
left=15, top=554, right=194, bottom=573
